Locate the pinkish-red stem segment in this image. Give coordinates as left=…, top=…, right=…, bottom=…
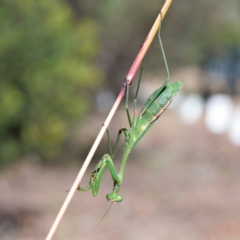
left=122, top=0, right=172, bottom=94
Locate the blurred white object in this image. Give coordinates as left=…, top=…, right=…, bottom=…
left=168, top=91, right=184, bottom=110
left=228, top=106, right=240, bottom=146
left=205, top=94, right=233, bottom=134
left=95, top=88, right=115, bottom=112
left=179, top=94, right=204, bottom=124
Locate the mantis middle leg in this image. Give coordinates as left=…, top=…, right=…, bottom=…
left=106, top=127, right=128, bottom=158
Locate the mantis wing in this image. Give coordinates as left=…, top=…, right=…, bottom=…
left=131, top=80, right=182, bottom=150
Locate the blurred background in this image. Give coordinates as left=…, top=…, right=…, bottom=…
left=0, top=0, right=240, bottom=239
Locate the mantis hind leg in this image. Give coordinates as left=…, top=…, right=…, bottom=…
left=158, top=14, right=170, bottom=82
left=139, top=22, right=171, bottom=116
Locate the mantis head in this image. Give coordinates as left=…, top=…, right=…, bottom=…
left=106, top=192, right=123, bottom=202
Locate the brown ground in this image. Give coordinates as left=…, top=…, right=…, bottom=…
left=1, top=108, right=240, bottom=240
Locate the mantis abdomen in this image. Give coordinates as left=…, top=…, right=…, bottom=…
left=130, top=81, right=182, bottom=148
left=141, top=81, right=182, bottom=122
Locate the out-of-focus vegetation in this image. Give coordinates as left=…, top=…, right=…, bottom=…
left=78, top=0, right=240, bottom=92
left=0, top=0, right=103, bottom=165
left=1, top=0, right=240, bottom=166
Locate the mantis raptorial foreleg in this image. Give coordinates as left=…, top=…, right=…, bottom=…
left=78, top=127, right=128, bottom=201
left=78, top=154, right=123, bottom=201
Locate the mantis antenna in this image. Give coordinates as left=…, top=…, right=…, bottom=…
left=92, top=202, right=113, bottom=231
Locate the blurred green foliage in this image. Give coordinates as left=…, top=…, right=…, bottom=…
left=1, top=0, right=239, bottom=165
left=0, top=0, right=103, bottom=164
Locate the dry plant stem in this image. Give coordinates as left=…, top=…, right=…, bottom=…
left=126, top=0, right=172, bottom=83
left=45, top=1, right=172, bottom=239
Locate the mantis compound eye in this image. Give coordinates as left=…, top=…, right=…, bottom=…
left=106, top=193, right=123, bottom=202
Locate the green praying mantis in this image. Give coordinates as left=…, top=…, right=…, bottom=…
left=78, top=20, right=183, bottom=202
